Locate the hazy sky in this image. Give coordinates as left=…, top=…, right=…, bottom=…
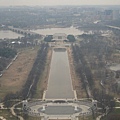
left=0, top=0, right=120, bottom=6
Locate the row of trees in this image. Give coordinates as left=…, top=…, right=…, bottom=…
left=0, top=57, right=10, bottom=71
left=78, top=35, right=115, bottom=85
left=44, top=34, right=76, bottom=42
left=3, top=43, right=49, bottom=106
left=72, top=44, right=115, bottom=113
left=72, top=44, right=94, bottom=97
left=44, top=35, right=53, bottom=42
left=80, top=35, right=113, bottom=60
left=93, top=88, right=115, bottom=113
left=0, top=47, right=17, bottom=72
left=20, top=43, right=49, bottom=99
left=76, top=35, right=116, bottom=114
left=0, top=47, right=17, bottom=58
left=67, top=35, right=76, bottom=42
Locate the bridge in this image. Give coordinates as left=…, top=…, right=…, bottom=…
left=8, top=26, right=41, bottom=37
left=106, top=25, right=120, bottom=31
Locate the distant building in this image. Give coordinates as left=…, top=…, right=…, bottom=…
left=113, top=10, right=120, bottom=20
left=103, top=10, right=113, bottom=20
left=104, top=10, right=113, bottom=16
left=53, top=33, right=67, bottom=41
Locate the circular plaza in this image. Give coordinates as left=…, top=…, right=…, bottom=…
left=23, top=100, right=94, bottom=119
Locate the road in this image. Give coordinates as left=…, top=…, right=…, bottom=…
left=106, top=25, right=120, bottom=30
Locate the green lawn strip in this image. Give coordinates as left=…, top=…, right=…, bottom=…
left=78, top=115, right=96, bottom=120
left=115, top=102, right=120, bottom=107
left=111, top=108, right=120, bottom=114
left=34, top=74, right=44, bottom=99
left=0, top=109, right=18, bottom=120
left=34, top=49, right=50, bottom=99
left=22, top=113, right=41, bottom=120
left=101, top=108, right=120, bottom=120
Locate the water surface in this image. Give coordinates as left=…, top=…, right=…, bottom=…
left=45, top=48, right=75, bottom=99
left=31, top=27, right=83, bottom=35
left=0, top=30, right=23, bottom=39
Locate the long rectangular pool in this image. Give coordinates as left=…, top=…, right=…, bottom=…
left=45, top=48, right=75, bottom=100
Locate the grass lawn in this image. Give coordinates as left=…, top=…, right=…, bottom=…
left=110, top=108, right=120, bottom=114
left=0, top=109, right=18, bottom=120
left=25, top=116, right=41, bottom=120
left=21, top=113, right=41, bottom=120
left=78, top=115, right=96, bottom=120
left=115, top=102, right=120, bottom=107
left=101, top=108, right=120, bottom=120
left=0, top=47, right=39, bottom=100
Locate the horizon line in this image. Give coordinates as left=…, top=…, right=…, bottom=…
left=0, top=5, right=120, bottom=7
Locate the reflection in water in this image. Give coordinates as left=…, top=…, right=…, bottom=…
left=45, top=49, right=75, bottom=99
left=0, top=30, right=23, bottom=39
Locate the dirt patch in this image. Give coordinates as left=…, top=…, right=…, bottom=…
left=0, top=47, right=38, bottom=99
left=67, top=47, right=87, bottom=98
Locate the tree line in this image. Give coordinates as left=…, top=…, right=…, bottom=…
left=44, top=35, right=53, bottom=42
left=20, top=43, right=49, bottom=99
left=44, top=34, right=76, bottom=42
left=72, top=44, right=115, bottom=113
left=72, top=44, right=94, bottom=97
left=0, top=47, right=17, bottom=58
left=93, top=88, right=115, bottom=113
left=67, top=35, right=76, bottom=42
left=0, top=47, right=17, bottom=72
left=3, top=43, right=49, bottom=107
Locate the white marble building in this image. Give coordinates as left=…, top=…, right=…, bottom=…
left=53, top=33, right=67, bottom=41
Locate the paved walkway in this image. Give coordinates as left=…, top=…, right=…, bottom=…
left=0, top=116, right=6, bottom=120
left=10, top=102, right=24, bottom=120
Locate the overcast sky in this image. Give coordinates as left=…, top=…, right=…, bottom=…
left=0, top=0, right=120, bottom=6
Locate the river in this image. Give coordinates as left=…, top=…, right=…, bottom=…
left=31, top=27, right=84, bottom=35
left=0, top=30, right=23, bottom=39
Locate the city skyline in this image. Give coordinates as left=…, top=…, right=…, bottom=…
left=0, top=0, right=120, bottom=6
